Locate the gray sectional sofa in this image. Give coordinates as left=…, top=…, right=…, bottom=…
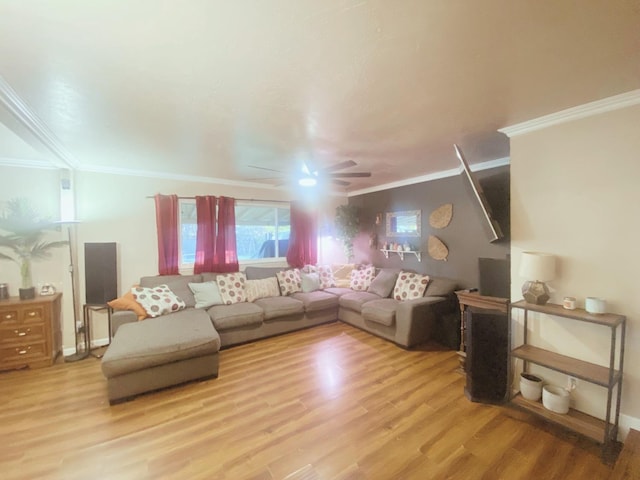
left=102, top=266, right=458, bottom=403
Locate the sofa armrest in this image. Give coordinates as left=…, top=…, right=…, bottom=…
left=394, top=296, right=447, bottom=348
left=111, top=310, right=138, bottom=337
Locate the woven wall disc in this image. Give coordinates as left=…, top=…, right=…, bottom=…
left=429, top=203, right=453, bottom=229
left=428, top=235, right=449, bottom=261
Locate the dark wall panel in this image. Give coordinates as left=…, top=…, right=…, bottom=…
left=349, top=165, right=510, bottom=290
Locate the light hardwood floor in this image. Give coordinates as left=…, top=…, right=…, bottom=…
left=0, top=322, right=614, bottom=479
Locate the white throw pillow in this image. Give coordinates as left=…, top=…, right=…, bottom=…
left=301, top=272, right=320, bottom=293
left=393, top=272, right=430, bottom=301
left=245, top=277, right=280, bottom=302
left=131, top=284, right=186, bottom=318
left=215, top=272, right=247, bottom=305
left=188, top=281, right=224, bottom=309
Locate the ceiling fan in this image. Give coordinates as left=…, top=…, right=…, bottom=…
left=248, top=160, right=371, bottom=187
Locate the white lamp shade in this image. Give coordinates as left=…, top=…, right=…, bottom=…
left=519, top=251, right=556, bottom=282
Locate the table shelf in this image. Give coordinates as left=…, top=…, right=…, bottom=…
left=380, top=249, right=421, bottom=261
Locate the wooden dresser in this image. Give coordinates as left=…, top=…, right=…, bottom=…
left=0, top=293, right=62, bottom=371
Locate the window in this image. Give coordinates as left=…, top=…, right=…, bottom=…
left=179, top=200, right=290, bottom=266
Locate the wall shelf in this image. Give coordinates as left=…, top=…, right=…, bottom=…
left=380, top=249, right=421, bottom=262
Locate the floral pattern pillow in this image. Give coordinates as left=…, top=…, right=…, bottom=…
left=215, top=272, right=247, bottom=305
left=393, top=272, right=430, bottom=301
left=276, top=269, right=302, bottom=296
left=131, top=284, right=186, bottom=318
left=317, top=264, right=336, bottom=289
left=349, top=265, right=376, bottom=291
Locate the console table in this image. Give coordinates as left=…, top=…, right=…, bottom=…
left=0, top=293, right=62, bottom=370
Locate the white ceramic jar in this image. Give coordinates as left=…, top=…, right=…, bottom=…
left=542, top=385, right=570, bottom=414
left=520, top=373, right=543, bottom=401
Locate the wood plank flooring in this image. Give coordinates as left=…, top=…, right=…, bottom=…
left=0, top=322, right=614, bottom=479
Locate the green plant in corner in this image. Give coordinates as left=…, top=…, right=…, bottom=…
left=335, top=204, right=360, bottom=261
left=0, top=198, right=67, bottom=299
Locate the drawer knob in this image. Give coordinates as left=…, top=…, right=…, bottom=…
left=14, top=329, right=31, bottom=337
left=17, top=346, right=32, bottom=355
left=4, top=314, right=13, bottom=320
left=28, top=311, right=36, bottom=317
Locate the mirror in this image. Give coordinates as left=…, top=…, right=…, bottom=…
left=386, top=210, right=421, bottom=237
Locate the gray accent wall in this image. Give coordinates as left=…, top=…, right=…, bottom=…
left=349, top=165, right=510, bottom=290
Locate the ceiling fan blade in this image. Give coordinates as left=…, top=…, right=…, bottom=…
left=324, top=160, right=357, bottom=172
left=248, top=165, right=285, bottom=174
left=329, top=172, right=371, bottom=178
left=332, top=179, right=350, bottom=186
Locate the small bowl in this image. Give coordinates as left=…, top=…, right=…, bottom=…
left=520, top=373, right=543, bottom=401
left=542, top=385, right=570, bottom=414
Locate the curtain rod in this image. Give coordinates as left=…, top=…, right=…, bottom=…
left=146, top=195, right=290, bottom=204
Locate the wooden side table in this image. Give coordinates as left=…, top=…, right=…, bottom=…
left=455, top=290, right=509, bottom=374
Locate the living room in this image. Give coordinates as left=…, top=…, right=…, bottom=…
left=1, top=2, right=639, bottom=478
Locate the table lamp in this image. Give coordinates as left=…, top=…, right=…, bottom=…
left=519, top=251, right=556, bottom=305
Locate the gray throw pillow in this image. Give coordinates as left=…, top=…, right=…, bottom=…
left=301, top=272, right=320, bottom=293
left=367, top=268, right=400, bottom=298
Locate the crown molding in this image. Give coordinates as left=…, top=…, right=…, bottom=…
left=0, top=156, right=58, bottom=170
left=0, top=75, right=79, bottom=170
left=348, top=156, right=510, bottom=197
left=499, top=89, right=640, bottom=137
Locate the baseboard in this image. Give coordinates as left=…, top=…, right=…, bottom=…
left=619, top=414, right=640, bottom=442
left=62, top=337, right=109, bottom=357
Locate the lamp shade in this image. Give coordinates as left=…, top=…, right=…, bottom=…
left=519, top=251, right=556, bottom=282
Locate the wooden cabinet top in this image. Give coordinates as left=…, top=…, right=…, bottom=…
left=455, top=290, right=509, bottom=313
left=0, top=293, right=62, bottom=306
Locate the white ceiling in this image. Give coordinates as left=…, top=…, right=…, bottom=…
left=1, top=1, right=638, bottom=193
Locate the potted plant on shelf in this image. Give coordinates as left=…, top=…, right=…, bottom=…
left=335, top=204, right=360, bottom=261
left=0, top=198, right=67, bottom=300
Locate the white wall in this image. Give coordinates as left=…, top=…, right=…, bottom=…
left=509, top=103, right=640, bottom=435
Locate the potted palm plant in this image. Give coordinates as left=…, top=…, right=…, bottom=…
left=0, top=198, right=67, bottom=300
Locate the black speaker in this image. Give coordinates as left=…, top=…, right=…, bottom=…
left=85, top=242, right=118, bottom=304
left=464, top=307, right=508, bottom=403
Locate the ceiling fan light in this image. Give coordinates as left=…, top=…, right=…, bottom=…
left=298, top=177, right=317, bottom=187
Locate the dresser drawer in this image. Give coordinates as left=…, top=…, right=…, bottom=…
left=0, top=342, right=48, bottom=368
left=20, top=306, right=45, bottom=323
left=0, top=324, right=46, bottom=346
left=0, top=309, right=19, bottom=325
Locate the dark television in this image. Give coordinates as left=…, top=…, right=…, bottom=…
left=478, top=257, right=510, bottom=299
left=455, top=144, right=504, bottom=243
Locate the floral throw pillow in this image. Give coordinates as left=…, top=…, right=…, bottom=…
left=276, top=269, right=302, bottom=296
left=393, top=272, right=430, bottom=301
left=317, top=264, right=336, bottom=289
left=215, top=272, right=247, bottom=305
left=131, top=284, right=186, bottom=318
left=349, top=265, right=376, bottom=291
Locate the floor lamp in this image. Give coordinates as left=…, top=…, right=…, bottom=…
left=62, top=222, right=88, bottom=362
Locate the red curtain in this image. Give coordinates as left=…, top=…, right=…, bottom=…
left=154, top=194, right=180, bottom=275
left=194, top=196, right=217, bottom=274
left=213, top=196, right=239, bottom=272
left=286, top=201, right=318, bottom=268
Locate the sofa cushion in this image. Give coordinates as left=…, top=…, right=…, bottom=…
left=244, top=266, right=283, bottom=280
left=131, top=285, right=187, bottom=318
left=339, top=291, right=382, bottom=313
left=367, top=268, right=400, bottom=298
left=362, top=298, right=399, bottom=327
left=323, top=287, right=354, bottom=297
left=208, top=302, right=263, bottom=330
left=188, top=281, right=224, bottom=309
left=424, top=276, right=458, bottom=297
left=216, top=272, right=247, bottom=304
left=254, top=296, right=304, bottom=320
left=245, top=277, right=280, bottom=302
left=140, top=274, right=202, bottom=308
left=332, top=263, right=356, bottom=288
left=393, top=272, right=430, bottom=301
left=101, top=309, right=220, bottom=378
left=292, top=290, right=340, bottom=312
